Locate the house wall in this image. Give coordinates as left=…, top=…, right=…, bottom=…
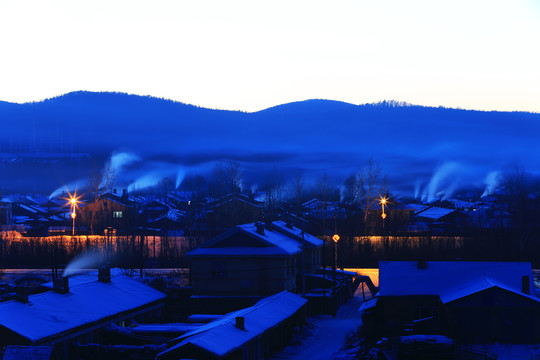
left=191, top=256, right=297, bottom=296
left=378, top=295, right=442, bottom=336
left=444, top=287, right=540, bottom=343
left=79, top=199, right=134, bottom=233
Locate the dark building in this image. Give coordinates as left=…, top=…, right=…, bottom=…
left=364, top=261, right=540, bottom=343
left=157, top=291, right=307, bottom=360
left=0, top=268, right=166, bottom=359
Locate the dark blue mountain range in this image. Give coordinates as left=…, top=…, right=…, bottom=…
left=1, top=91, right=539, bottom=198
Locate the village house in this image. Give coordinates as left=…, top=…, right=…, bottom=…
left=188, top=221, right=328, bottom=314
left=364, top=261, right=540, bottom=343
left=205, top=193, right=264, bottom=235
left=156, top=291, right=307, bottom=360
left=78, top=192, right=136, bottom=234
left=0, top=268, right=166, bottom=359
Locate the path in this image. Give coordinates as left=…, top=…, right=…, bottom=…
left=272, top=285, right=373, bottom=360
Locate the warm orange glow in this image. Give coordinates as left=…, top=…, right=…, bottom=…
left=332, top=234, right=340, bottom=242
left=71, top=212, right=76, bottom=219
left=381, top=213, right=387, bottom=219
left=63, top=191, right=82, bottom=209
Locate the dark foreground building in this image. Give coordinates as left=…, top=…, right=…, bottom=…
left=364, top=261, right=540, bottom=343
left=0, top=268, right=165, bottom=359
left=157, top=291, right=307, bottom=360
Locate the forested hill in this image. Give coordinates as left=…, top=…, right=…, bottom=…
left=1, top=91, right=539, bottom=195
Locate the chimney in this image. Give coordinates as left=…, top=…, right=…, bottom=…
left=255, top=222, right=265, bottom=236
left=53, top=277, right=69, bottom=294
left=122, top=189, right=127, bottom=199
left=14, top=286, right=29, bottom=303
left=522, top=275, right=530, bottom=295
left=113, top=188, right=117, bottom=194
left=286, top=221, right=293, bottom=229
left=417, top=259, right=427, bottom=269
left=99, top=265, right=111, bottom=283
left=235, top=316, right=245, bottom=330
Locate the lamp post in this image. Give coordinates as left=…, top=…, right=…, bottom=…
left=332, top=233, right=340, bottom=316
left=379, top=196, right=388, bottom=233
left=65, top=193, right=81, bottom=236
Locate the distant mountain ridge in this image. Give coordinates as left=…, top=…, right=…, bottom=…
left=0, top=91, right=539, bottom=196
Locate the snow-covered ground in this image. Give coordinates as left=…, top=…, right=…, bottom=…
left=271, top=286, right=368, bottom=360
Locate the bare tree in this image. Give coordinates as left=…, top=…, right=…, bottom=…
left=289, top=171, right=305, bottom=218
left=352, top=159, right=387, bottom=224
left=497, top=164, right=540, bottom=258
left=88, top=162, right=117, bottom=235
left=317, top=173, right=331, bottom=234
left=210, top=161, right=242, bottom=197
left=263, top=168, right=284, bottom=220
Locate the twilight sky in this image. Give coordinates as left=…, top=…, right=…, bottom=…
left=1, top=0, right=539, bottom=112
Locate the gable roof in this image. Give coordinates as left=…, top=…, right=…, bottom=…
left=271, top=220, right=323, bottom=248
left=415, top=206, right=456, bottom=220
left=158, top=291, right=307, bottom=359
left=0, top=269, right=165, bottom=344
left=188, top=222, right=302, bottom=257
left=379, top=261, right=536, bottom=304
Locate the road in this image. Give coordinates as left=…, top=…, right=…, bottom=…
left=272, top=284, right=372, bottom=360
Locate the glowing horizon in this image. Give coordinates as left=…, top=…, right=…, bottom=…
left=1, top=0, right=539, bottom=113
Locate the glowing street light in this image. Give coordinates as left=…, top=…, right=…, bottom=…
left=332, top=233, right=340, bottom=317
left=379, top=196, right=388, bottom=219
left=64, top=192, right=81, bottom=236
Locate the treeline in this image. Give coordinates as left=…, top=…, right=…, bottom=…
left=0, top=234, right=206, bottom=269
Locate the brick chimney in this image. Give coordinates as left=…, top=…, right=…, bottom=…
left=255, top=222, right=265, bottom=236
left=235, top=316, right=245, bottom=330
left=53, top=277, right=69, bottom=294
left=522, top=275, right=530, bottom=295
left=14, top=286, right=29, bottom=303
left=99, top=265, right=111, bottom=283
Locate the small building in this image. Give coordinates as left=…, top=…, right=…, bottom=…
left=189, top=222, right=301, bottom=300
left=78, top=193, right=136, bottom=234
left=0, top=268, right=166, bottom=359
left=368, top=261, right=540, bottom=343
left=205, top=193, right=264, bottom=235
left=156, top=291, right=307, bottom=360
left=269, top=220, right=322, bottom=274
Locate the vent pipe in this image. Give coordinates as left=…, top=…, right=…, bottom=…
left=14, top=286, right=29, bottom=303
left=255, top=222, right=265, bottom=235
left=522, top=275, right=530, bottom=294
left=235, top=316, right=245, bottom=330
left=99, top=265, right=111, bottom=283
left=53, top=277, right=69, bottom=294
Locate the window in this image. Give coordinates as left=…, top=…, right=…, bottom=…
left=212, top=262, right=227, bottom=279
left=414, top=306, right=439, bottom=321
left=113, top=211, right=123, bottom=218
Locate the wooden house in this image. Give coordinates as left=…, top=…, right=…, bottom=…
left=0, top=268, right=166, bottom=359
left=189, top=222, right=301, bottom=299
left=78, top=193, right=136, bottom=234
left=366, top=261, right=540, bottom=343
left=156, top=291, right=307, bottom=360
left=205, top=193, right=263, bottom=235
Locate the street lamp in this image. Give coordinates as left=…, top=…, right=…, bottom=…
left=332, top=234, right=340, bottom=316
left=65, top=192, right=81, bottom=236
left=379, top=196, right=388, bottom=219
left=379, top=196, right=388, bottom=233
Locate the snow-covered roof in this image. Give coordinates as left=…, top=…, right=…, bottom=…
left=415, top=206, right=456, bottom=220
left=0, top=269, right=166, bottom=344
left=189, top=223, right=302, bottom=257
left=158, top=291, right=307, bottom=359
left=379, top=261, right=536, bottom=303
left=403, top=203, right=430, bottom=212
left=271, top=220, right=323, bottom=247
